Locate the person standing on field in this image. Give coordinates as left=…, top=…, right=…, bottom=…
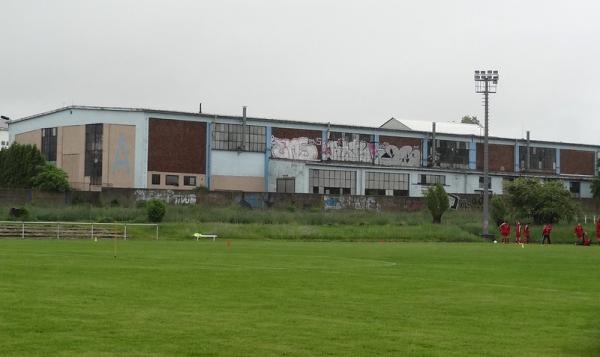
left=575, top=223, right=584, bottom=245
left=523, top=223, right=530, bottom=244
left=596, top=217, right=600, bottom=245
left=515, top=221, right=522, bottom=244
left=499, top=221, right=510, bottom=244
left=542, top=223, right=553, bottom=244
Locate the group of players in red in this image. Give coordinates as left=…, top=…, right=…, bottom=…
left=497, top=218, right=600, bottom=245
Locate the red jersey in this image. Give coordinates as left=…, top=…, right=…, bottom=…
left=575, top=225, right=584, bottom=238
left=542, top=225, right=552, bottom=236
left=499, top=223, right=510, bottom=236
left=516, top=223, right=522, bottom=238
left=523, top=225, right=530, bottom=238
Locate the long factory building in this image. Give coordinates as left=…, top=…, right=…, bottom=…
left=7, top=105, right=598, bottom=198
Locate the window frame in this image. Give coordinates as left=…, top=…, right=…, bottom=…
left=165, top=175, right=179, bottom=187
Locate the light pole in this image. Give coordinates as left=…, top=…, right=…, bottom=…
left=474, top=70, right=499, bottom=238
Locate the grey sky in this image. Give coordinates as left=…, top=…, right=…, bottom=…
left=2, top=0, right=599, bottom=144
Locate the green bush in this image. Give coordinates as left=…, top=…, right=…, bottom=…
left=146, top=199, right=166, bottom=223
left=424, top=184, right=449, bottom=224
left=491, top=195, right=509, bottom=226
left=31, top=164, right=70, bottom=192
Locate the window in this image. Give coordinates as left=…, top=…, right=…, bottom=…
left=151, top=174, right=161, bottom=185
left=419, top=174, right=445, bottom=185
left=428, top=140, right=469, bottom=169
left=570, top=181, right=581, bottom=197
left=276, top=177, right=295, bottom=193
left=365, top=189, right=386, bottom=196
left=519, top=146, right=556, bottom=172
left=366, top=172, right=409, bottom=194
left=184, top=176, right=197, bottom=186
left=309, top=169, right=356, bottom=195
left=41, top=127, right=57, bottom=162
left=478, top=176, right=492, bottom=189
left=166, top=175, right=179, bottom=186
left=212, top=123, right=266, bottom=152
left=85, top=124, right=103, bottom=185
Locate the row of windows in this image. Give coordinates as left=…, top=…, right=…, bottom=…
left=151, top=174, right=197, bottom=187
left=366, top=172, right=409, bottom=190
left=213, top=123, right=266, bottom=152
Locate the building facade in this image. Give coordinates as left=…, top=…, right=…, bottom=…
left=8, top=106, right=599, bottom=197
left=0, top=127, right=8, bottom=150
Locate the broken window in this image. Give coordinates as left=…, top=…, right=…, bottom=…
left=85, top=124, right=103, bottom=185
left=41, top=127, right=57, bottom=162
left=428, top=140, right=469, bottom=169
left=519, top=146, right=556, bottom=172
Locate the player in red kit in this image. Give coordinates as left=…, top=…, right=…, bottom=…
left=596, top=218, right=600, bottom=245
left=515, top=221, right=522, bottom=244
left=542, top=224, right=552, bottom=244
left=523, top=224, right=530, bottom=244
left=499, top=221, right=510, bottom=244
left=574, top=223, right=584, bottom=245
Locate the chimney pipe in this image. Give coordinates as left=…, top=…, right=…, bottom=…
left=198, top=103, right=202, bottom=114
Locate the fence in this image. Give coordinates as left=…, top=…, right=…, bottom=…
left=0, top=221, right=159, bottom=240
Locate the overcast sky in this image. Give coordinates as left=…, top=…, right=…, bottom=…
left=2, top=0, right=599, bottom=144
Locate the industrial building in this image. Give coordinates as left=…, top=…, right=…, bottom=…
left=0, top=126, right=8, bottom=150
left=7, top=105, right=598, bottom=198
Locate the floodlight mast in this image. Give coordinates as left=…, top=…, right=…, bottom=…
left=474, top=70, right=499, bottom=238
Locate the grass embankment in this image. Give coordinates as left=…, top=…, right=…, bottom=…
left=1, top=240, right=599, bottom=356
left=1, top=203, right=598, bottom=243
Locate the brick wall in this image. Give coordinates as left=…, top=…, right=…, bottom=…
left=476, top=143, right=514, bottom=173
left=379, top=136, right=421, bottom=148
left=560, top=149, right=594, bottom=175
left=148, top=118, right=206, bottom=174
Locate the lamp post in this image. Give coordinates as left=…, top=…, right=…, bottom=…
left=474, top=70, right=499, bottom=237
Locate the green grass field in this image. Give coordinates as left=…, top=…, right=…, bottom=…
left=1, top=239, right=599, bottom=356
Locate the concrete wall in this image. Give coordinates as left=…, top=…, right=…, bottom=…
left=211, top=151, right=265, bottom=191
left=10, top=108, right=148, bottom=188
left=268, top=160, right=310, bottom=193
left=104, top=124, right=136, bottom=188
left=14, top=130, right=41, bottom=148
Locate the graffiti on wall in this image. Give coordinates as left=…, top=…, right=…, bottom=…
left=271, top=136, right=321, bottom=161
left=272, top=133, right=422, bottom=167
left=323, top=195, right=380, bottom=210
left=112, top=133, right=130, bottom=174
left=322, top=139, right=378, bottom=163
left=378, top=143, right=421, bottom=167
left=134, top=189, right=196, bottom=205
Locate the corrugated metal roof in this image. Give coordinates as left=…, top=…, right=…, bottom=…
left=381, top=118, right=482, bottom=136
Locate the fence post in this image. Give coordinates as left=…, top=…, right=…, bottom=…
left=124, top=225, right=127, bottom=240
left=156, top=225, right=159, bottom=240
left=57, top=223, right=60, bottom=240
left=91, top=224, right=94, bottom=241
left=21, top=223, right=25, bottom=239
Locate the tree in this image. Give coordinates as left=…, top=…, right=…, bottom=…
left=0, top=143, right=45, bottom=188
left=591, top=159, right=600, bottom=199
left=31, top=163, right=70, bottom=192
left=503, top=178, right=577, bottom=224
left=461, top=115, right=481, bottom=126
left=424, top=184, right=449, bottom=224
